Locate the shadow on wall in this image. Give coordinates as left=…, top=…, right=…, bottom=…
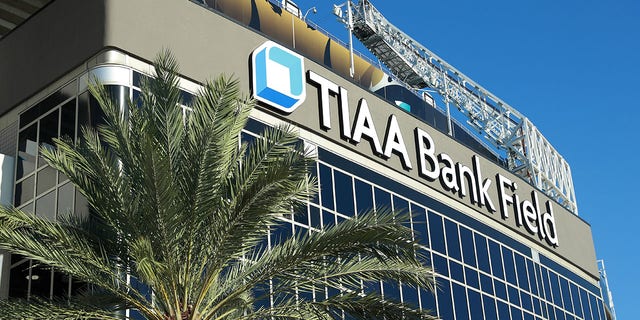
left=0, top=0, right=107, bottom=117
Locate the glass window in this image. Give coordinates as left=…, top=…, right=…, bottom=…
left=393, top=195, right=409, bottom=213
left=527, top=259, right=538, bottom=296
left=515, top=254, right=530, bottom=291
left=293, top=205, right=309, bottom=226
left=494, top=279, right=507, bottom=301
left=393, top=195, right=410, bottom=230
left=452, top=282, right=468, bottom=320
left=524, top=312, right=535, bottom=320
left=449, top=260, right=464, bottom=283
left=570, top=283, right=583, bottom=318
left=532, top=296, right=542, bottom=316
left=38, top=110, right=59, bottom=166
left=309, top=205, right=321, bottom=229
left=57, top=182, right=74, bottom=218
left=502, top=247, right=517, bottom=285
left=322, top=209, right=335, bottom=228
left=597, top=297, right=606, bottom=320
left=489, top=240, right=504, bottom=279
left=559, top=278, right=573, bottom=314
left=14, top=175, right=34, bottom=206
left=36, top=166, right=57, bottom=194
left=508, top=284, right=521, bottom=307
left=468, top=289, right=484, bottom=320
left=548, top=272, right=562, bottom=307
left=74, top=189, right=89, bottom=218
left=588, top=294, right=599, bottom=320
left=428, top=212, right=446, bottom=254
left=401, top=284, right=419, bottom=307
left=132, top=89, right=143, bottom=108
left=510, top=306, right=523, bottom=320
left=20, top=81, right=75, bottom=127
left=521, top=291, right=533, bottom=312
left=318, top=164, right=334, bottom=210
left=383, top=279, right=400, bottom=301
left=497, top=300, right=510, bottom=320
left=432, top=253, right=449, bottom=278
left=465, top=266, right=479, bottom=289
left=436, top=277, right=454, bottom=320
left=270, top=222, right=293, bottom=246
left=60, top=99, right=76, bottom=142
left=35, top=190, right=56, bottom=220
left=19, top=201, right=34, bottom=214
left=482, top=294, right=497, bottom=320
left=374, top=187, right=391, bottom=210
left=554, top=306, right=565, bottom=320
left=8, top=255, right=29, bottom=298
left=444, top=219, right=461, bottom=261
left=460, top=226, right=476, bottom=267
left=547, top=303, right=557, bottom=320
left=580, top=289, right=593, bottom=320
left=540, top=266, right=551, bottom=302
left=420, top=286, right=437, bottom=314
left=480, top=273, right=493, bottom=295
left=475, top=233, right=490, bottom=274
left=410, top=204, right=428, bottom=246
left=333, top=170, right=354, bottom=217
left=17, top=123, right=38, bottom=179
left=354, top=179, right=373, bottom=214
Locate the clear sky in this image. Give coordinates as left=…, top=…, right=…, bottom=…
left=294, top=0, right=639, bottom=318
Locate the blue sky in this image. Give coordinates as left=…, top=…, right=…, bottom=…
left=295, top=0, right=639, bottom=318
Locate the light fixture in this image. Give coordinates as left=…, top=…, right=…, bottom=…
left=303, top=7, right=317, bottom=21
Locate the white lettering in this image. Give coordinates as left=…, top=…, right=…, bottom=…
left=307, top=71, right=339, bottom=130
left=415, top=128, right=439, bottom=180
left=383, top=115, right=412, bottom=169
left=351, top=98, right=383, bottom=155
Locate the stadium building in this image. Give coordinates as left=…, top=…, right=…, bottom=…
left=0, top=0, right=614, bottom=319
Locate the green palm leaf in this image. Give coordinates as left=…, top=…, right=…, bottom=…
left=0, top=51, right=436, bottom=320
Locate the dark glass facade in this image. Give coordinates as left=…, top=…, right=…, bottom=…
left=4, top=63, right=606, bottom=320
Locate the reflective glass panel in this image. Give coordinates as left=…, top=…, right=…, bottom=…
left=333, top=170, right=354, bottom=217
left=460, top=226, right=476, bottom=267
left=354, top=179, right=373, bottom=214
left=444, top=219, right=461, bottom=261
left=428, top=212, right=446, bottom=254
left=452, top=282, right=468, bottom=320
left=468, top=289, right=483, bottom=320
left=489, top=240, right=504, bottom=279
left=502, top=247, right=517, bottom=285
left=35, top=190, right=56, bottom=220
left=475, top=233, right=490, bottom=274
left=482, top=294, right=497, bottom=320
left=436, top=278, right=454, bottom=320
left=17, top=123, right=38, bottom=179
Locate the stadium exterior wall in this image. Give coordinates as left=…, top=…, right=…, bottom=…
left=0, top=0, right=608, bottom=319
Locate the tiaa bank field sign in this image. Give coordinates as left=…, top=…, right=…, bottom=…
left=250, top=41, right=560, bottom=247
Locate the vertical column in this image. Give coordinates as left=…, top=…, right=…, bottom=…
left=0, top=154, right=15, bottom=299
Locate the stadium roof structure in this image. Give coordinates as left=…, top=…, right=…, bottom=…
left=0, top=0, right=50, bottom=38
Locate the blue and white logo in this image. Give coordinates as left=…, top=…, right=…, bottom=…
left=251, top=41, right=306, bottom=113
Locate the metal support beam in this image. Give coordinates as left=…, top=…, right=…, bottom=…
left=342, top=0, right=577, bottom=213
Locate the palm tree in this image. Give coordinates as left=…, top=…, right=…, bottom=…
left=0, top=51, right=436, bottom=320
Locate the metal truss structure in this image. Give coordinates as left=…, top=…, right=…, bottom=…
left=342, top=0, right=577, bottom=213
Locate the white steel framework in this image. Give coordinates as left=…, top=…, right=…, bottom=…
left=341, top=0, right=577, bottom=214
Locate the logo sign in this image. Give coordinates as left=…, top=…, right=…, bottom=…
left=251, top=41, right=306, bottom=113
